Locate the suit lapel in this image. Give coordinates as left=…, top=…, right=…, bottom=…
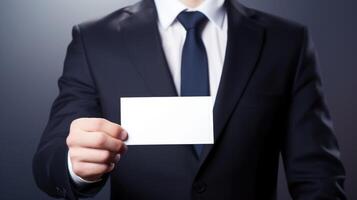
left=197, top=1, right=265, bottom=168
left=120, top=0, right=177, bottom=97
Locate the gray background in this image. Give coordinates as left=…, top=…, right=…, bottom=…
left=0, top=0, right=356, bottom=199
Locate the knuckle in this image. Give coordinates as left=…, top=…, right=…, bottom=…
left=69, top=149, right=79, bottom=160
left=67, top=131, right=79, bottom=147
left=96, top=164, right=106, bottom=172
left=95, top=133, right=107, bottom=147
left=72, top=162, right=84, bottom=176
left=93, top=118, right=105, bottom=130
left=112, top=125, right=121, bottom=135
left=104, top=163, right=114, bottom=173
left=91, top=164, right=107, bottom=174
left=70, top=118, right=81, bottom=129
left=101, top=151, right=112, bottom=162
left=66, top=136, right=72, bottom=147
left=68, top=149, right=74, bottom=158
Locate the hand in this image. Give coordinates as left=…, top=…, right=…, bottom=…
left=66, top=118, right=128, bottom=181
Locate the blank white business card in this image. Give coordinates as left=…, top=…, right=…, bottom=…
left=120, top=97, right=214, bottom=145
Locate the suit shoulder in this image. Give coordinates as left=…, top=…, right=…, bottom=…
left=75, top=1, right=142, bottom=33
left=243, top=5, right=306, bottom=33
left=239, top=4, right=308, bottom=46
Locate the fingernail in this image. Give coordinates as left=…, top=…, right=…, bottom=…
left=110, top=162, right=115, bottom=170
left=120, top=130, right=128, bottom=140
left=123, top=144, right=128, bottom=153
left=115, top=154, right=121, bottom=163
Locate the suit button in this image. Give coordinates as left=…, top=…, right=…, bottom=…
left=193, top=182, right=207, bottom=193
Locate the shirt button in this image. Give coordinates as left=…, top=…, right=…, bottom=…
left=193, top=182, right=207, bottom=193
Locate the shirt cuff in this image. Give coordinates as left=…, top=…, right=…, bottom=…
left=67, top=151, right=102, bottom=187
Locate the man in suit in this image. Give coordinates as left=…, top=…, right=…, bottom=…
left=33, top=0, right=347, bottom=199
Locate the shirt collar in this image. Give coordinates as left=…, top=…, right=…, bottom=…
left=154, top=0, right=226, bottom=30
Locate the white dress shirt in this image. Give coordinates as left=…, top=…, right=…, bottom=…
left=156, top=0, right=227, bottom=103
left=68, top=0, right=227, bottom=186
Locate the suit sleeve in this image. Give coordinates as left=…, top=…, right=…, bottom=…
left=32, top=25, right=107, bottom=199
left=282, top=27, right=347, bottom=200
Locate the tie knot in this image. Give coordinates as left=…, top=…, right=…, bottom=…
left=177, top=11, right=207, bottom=30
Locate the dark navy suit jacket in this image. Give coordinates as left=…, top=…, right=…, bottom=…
left=33, top=0, right=346, bottom=199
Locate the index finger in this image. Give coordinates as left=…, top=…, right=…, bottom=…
left=73, top=118, right=128, bottom=140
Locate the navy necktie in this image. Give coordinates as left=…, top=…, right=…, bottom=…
left=177, top=11, right=209, bottom=157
